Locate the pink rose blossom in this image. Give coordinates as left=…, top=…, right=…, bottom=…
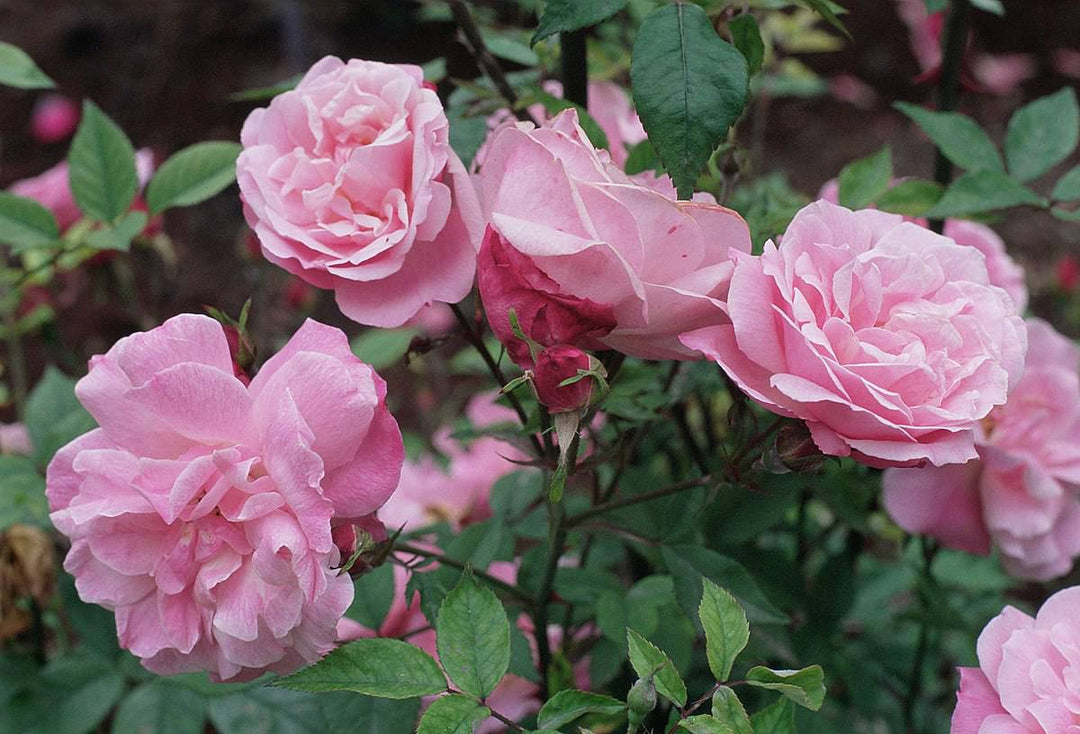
left=476, top=109, right=751, bottom=367
left=681, top=200, right=1027, bottom=468
left=379, top=393, right=527, bottom=533
left=951, top=586, right=1080, bottom=732
left=30, top=94, right=80, bottom=144
left=884, top=319, right=1080, bottom=580
left=237, top=56, right=484, bottom=328
left=10, top=149, right=156, bottom=232
left=0, top=423, right=32, bottom=456
left=533, top=344, right=595, bottom=413
left=46, top=314, right=404, bottom=680
left=818, top=179, right=1028, bottom=312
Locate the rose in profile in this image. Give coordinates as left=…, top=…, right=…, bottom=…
left=46, top=314, right=403, bottom=680
left=476, top=109, right=751, bottom=367
left=884, top=318, right=1080, bottom=580
left=951, top=586, right=1080, bottom=732
left=682, top=200, right=1026, bottom=468
left=237, top=56, right=483, bottom=328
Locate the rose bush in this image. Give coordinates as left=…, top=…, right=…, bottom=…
left=237, top=56, right=483, bottom=327
left=681, top=200, right=1027, bottom=468
left=45, top=314, right=403, bottom=680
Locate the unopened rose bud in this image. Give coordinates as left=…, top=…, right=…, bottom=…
left=626, top=677, right=657, bottom=731
left=773, top=421, right=825, bottom=472
left=533, top=344, right=604, bottom=414
left=30, top=94, right=80, bottom=144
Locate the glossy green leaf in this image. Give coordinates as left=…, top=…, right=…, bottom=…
left=624, top=139, right=662, bottom=175
left=346, top=562, right=396, bottom=630
left=729, top=15, right=765, bottom=75
left=85, top=209, right=147, bottom=252
left=533, top=0, right=629, bottom=45
left=626, top=628, right=687, bottom=706
left=662, top=545, right=788, bottom=625
left=1005, top=87, right=1080, bottom=183
left=749, top=698, right=796, bottom=733
left=24, top=366, right=95, bottom=467
left=416, top=695, right=489, bottom=734
left=711, top=686, right=752, bottom=734
left=207, top=688, right=326, bottom=734
left=111, top=681, right=207, bottom=734
left=1052, top=165, right=1080, bottom=202
left=874, top=179, right=944, bottom=217
left=0, top=456, right=49, bottom=530
left=0, top=42, right=54, bottom=89
left=536, top=690, right=626, bottom=730
left=894, top=102, right=1004, bottom=173
left=146, top=141, right=242, bottom=213
left=970, top=0, right=1005, bottom=14
left=678, top=715, right=731, bottom=734
left=0, top=193, right=60, bottom=252
left=318, top=693, right=421, bottom=734
left=272, top=638, right=446, bottom=699
left=799, top=0, right=851, bottom=39
left=699, top=579, right=749, bottom=682
left=925, top=170, right=1046, bottom=217
left=837, top=147, right=892, bottom=209
left=67, top=100, right=138, bottom=223
left=436, top=572, right=511, bottom=698
left=351, top=328, right=419, bottom=371
left=746, top=665, right=826, bottom=710
left=632, top=2, right=748, bottom=199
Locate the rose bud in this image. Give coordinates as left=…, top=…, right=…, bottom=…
left=533, top=345, right=605, bottom=414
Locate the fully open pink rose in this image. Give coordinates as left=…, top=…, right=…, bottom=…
left=46, top=314, right=404, bottom=680
left=237, top=56, right=484, bottom=328
left=476, top=109, right=751, bottom=367
left=951, top=586, right=1080, bottom=732
left=885, top=319, right=1080, bottom=580
left=682, top=200, right=1027, bottom=468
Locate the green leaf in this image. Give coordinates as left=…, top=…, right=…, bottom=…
left=798, top=0, right=852, bottom=40
left=1052, top=165, right=1080, bottom=202
left=67, top=100, right=138, bottom=222
left=481, top=34, right=539, bottom=67
left=0, top=193, right=60, bottom=252
left=631, top=2, right=748, bottom=199
left=0, top=42, right=54, bottom=89
left=626, top=628, right=687, bottom=707
left=678, top=715, right=731, bottom=734
left=24, top=655, right=125, bottom=734
left=893, top=102, right=1004, bottom=173
left=874, top=179, right=944, bottom=217
left=532, top=0, right=629, bottom=45
left=318, top=693, right=421, bottom=734
left=711, top=686, right=752, bottom=734
left=273, top=638, right=446, bottom=699
left=728, top=15, right=765, bottom=75
left=436, top=572, right=511, bottom=698
left=448, top=108, right=490, bottom=169
left=746, top=665, right=826, bottom=711
left=84, top=210, right=147, bottom=252
left=925, top=170, right=1046, bottom=217
left=207, top=688, right=326, bottom=734
left=699, top=579, right=749, bottom=682
left=24, top=366, right=96, bottom=467
left=1051, top=206, right=1080, bottom=222
left=837, top=147, right=892, bottom=209
left=662, top=545, right=788, bottom=625
left=624, top=139, right=662, bottom=176
left=749, top=698, right=796, bottom=734
left=111, top=681, right=207, bottom=734
left=417, top=695, right=490, bottom=734
left=351, top=328, right=420, bottom=371
left=146, top=141, right=242, bottom=213
left=346, top=562, right=396, bottom=629
left=970, top=0, right=1005, bottom=14
left=536, top=690, right=626, bottom=730
left=532, top=90, right=610, bottom=151
left=228, top=74, right=303, bottom=102
left=1005, top=87, right=1080, bottom=183
left=0, top=456, right=49, bottom=530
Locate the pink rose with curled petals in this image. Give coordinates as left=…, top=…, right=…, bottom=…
left=46, top=314, right=404, bottom=681
left=885, top=319, right=1080, bottom=580
left=236, top=56, right=483, bottom=328
left=818, top=179, right=1028, bottom=312
left=681, top=200, right=1027, bottom=468
left=951, top=586, right=1080, bottom=732
left=476, top=109, right=751, bottom=367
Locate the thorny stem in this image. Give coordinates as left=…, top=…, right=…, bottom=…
left=665, top=682, right=725, bottom=734
left=448, top=0, right=538, bottom=125
left=449, top=302, right=545, bottom=457
left=929, top=0, right=972, bottom=233
left=904, top=539, right=940, bottom=733
left=393, top=543, right=538, bottom=608
left=730, top=415, right=785, bottom=469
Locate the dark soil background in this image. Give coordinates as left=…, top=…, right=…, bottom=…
left=1, top=0, right=1078, bottom=411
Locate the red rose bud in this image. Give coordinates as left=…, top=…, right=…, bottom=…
left=1057, top=256, right=1080, bottom=292
left=533, top=344, right=599, bottom=413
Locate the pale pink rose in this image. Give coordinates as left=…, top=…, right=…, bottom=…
left=971, top=54, right=1038, bottom=96
left=10, top=149, right=156, bottom=231
left=0, top=423, right=32, bottom=455
left=379, top=393, right=527, bottom=533
left=885, top=319, right=1080, bottom=580
left=682, top=200, right=1027, bottom=468
left=817, top=179, right=1028, bottom=312
left=402, top=303, right=455, bottom=334
left=237, top=56, right=484, bottom=328
left=30, top=94, right=80, bottom=144
left=951, top=586, right=1080, bottom=732
left=476, top=109, right=751, bottom=367
left=46, top=314, right=404, bottom=680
